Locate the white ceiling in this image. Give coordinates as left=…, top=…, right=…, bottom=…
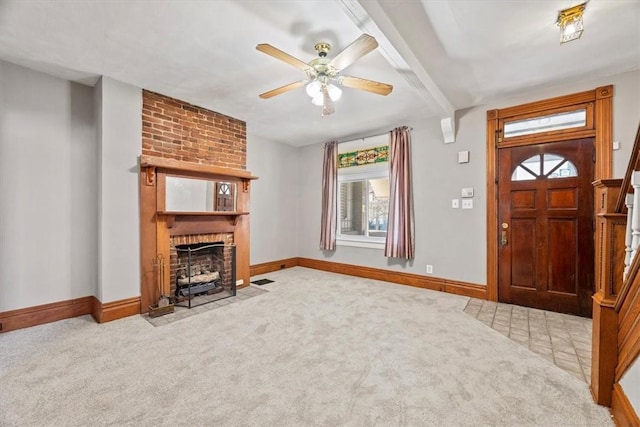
left=1, top=0, right=638, bottom=147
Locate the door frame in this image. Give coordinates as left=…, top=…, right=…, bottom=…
left=486, top=85, right=613, bottom=301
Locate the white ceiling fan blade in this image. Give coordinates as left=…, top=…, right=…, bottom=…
left=321, top=84, right=335, bottom=116
left=259, top=80, right=306, bottom=99
left=329, top=34, right=378, bottom=71
left=256, top=44, right=311, bottom=71
left=339, top=76, right=393, bottom=96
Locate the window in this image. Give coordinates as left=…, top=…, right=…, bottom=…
left=503, top=109, right=587, bottom=138
left=337, top=135, right=389, bottom=248
left=511, top=153, right=578, bottom=181
left=339, top=176, right=389, bottom=239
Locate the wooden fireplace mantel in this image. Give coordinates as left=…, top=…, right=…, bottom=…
left=158, top=211, right=250, bottom=227
left=139, top=156, right=257, bottom=311
left=141, top=155, right=258, bottom=183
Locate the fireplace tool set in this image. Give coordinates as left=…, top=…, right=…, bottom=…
left=149, top=254, right=175, bottom=318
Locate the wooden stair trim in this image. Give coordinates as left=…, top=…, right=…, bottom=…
left=611, top=383, right=640, bottom=427
left=614, top=122, right=640, bottom=213
left=615, top=269, right=640, bottom=381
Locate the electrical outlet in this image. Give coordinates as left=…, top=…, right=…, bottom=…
left=426, top=264, right=433, bottom=274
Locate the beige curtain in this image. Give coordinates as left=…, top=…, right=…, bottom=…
left=320, top=140, right=338, bottom=251
left=385, top=127, right=415, bottom=259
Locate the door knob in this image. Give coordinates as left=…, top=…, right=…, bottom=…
left=501, top=223, right=508, bottom=246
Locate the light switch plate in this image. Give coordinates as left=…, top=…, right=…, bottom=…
left=452, top=199, right=460, bottom=209
left=462, top=199, right=473, bottom=209
left=458, top=151, right=470, bottom=163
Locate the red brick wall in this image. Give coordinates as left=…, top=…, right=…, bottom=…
left=142, top=90, right=246, bottom=169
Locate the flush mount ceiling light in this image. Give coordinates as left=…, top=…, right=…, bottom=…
left=557, top=2, right=586, bottom=44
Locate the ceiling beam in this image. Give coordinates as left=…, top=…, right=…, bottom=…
left=337, top=0, right=456, bottom=143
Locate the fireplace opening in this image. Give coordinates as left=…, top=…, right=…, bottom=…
left=173, top=242, right=236, bottom=308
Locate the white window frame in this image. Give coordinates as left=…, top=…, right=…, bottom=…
left=336, top=135, right=389, bottom=250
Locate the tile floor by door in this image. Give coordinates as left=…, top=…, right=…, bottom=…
left=464, top=298, right=592, bottom=383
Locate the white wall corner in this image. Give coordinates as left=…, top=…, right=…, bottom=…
left=441, top=116, right=455, bottom=143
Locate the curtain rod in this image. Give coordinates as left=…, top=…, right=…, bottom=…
left=336, top=126, right=413, bottom=144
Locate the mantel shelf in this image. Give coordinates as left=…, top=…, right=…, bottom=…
left=141, top=155, right=258, bottom=180
left=157, top=211, right=249, bottom=227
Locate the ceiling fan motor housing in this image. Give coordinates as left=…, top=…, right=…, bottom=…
left=314, top=42, right=331, bottom=57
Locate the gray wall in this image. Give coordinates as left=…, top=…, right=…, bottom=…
left=95, top=77, right=142, bottom=303
left=247, top=135, right=299, bottom=265
left=0, top=60, right=98, bottom=311
left=0, top=63, right=143, bottom=311
left=297, top=70, right=640, bottom=286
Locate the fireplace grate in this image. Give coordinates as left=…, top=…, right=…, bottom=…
left=177, top=280, right=221, bottom=297
left=174, top=243, right=236, bottom=309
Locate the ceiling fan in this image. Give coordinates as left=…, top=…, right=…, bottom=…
left=256, top=34, right=393, bottom=116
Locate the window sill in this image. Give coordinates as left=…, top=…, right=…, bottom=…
left=336, top=238, right=385, bottom=250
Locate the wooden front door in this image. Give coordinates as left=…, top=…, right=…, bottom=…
left=498, top=138, right=595, bottom=316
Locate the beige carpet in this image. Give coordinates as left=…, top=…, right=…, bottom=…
left=0, top=267, right=612, bottom=426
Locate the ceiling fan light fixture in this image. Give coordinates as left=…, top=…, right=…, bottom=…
left=305, top=80, right=322, bottom=97
left=256, top=34, right=392, bottom=115
left=557, top=3, right=586, bottom=44
left=311, top=93, right=324, bottom=106
left=328, top=84, right=342, bottom=101
left=310, top=83, right=341, bottom=106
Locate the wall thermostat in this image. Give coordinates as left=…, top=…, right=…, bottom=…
left=461, top=188, right=474, bottom=198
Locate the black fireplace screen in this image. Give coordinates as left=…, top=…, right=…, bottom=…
left=174, top=243, right=236, bottom=308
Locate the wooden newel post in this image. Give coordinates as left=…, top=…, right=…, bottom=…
left=591, top=179, right=625, bottom=406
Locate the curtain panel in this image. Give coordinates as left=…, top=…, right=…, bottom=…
left=385, top=127, right=415, bottom=259
left=320, top=140, right=338, bottom=251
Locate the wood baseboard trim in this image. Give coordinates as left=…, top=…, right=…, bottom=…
left=444, top=279, right=488, bottom=299
left=250, top=257, right=300, bottom=276
left=611, top=383, right=640, bottom=427
left=0, top=297, right=93, bottom=333
left=91, top=297, right=141, bottom=323
left=297, top=258, right=486, bottom=299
